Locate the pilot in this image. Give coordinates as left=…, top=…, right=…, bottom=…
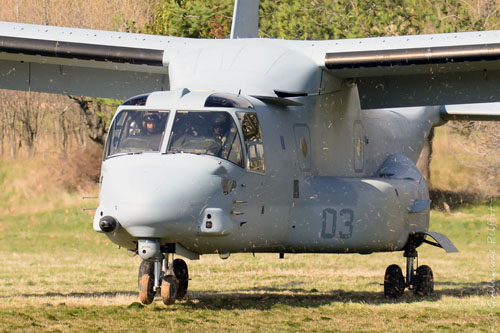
left=128, top=120, right=141, bottom=136
left=211, top=113, right=229, bottom=156
left=142, top=114, right=163, bottom=150
left=143, top=114, right=159, bottom=135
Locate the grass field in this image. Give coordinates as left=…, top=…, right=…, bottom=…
left=0, top=200, right=498, bottom=332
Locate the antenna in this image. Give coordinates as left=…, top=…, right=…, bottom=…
left=230, top=0, right=259, bottom=39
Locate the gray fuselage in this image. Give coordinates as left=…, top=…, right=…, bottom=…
left=94, top=84, right=439, bottom=256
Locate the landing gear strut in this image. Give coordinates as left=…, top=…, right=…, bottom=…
left=384, top=234, right=434, bottom=299
left=136, top=239, right=189, bottom=305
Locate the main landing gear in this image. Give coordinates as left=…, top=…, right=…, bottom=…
left=384, top=234, right=435, bottom=299
left=137, top=239, right=189, bottom=305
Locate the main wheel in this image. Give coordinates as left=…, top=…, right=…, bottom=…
left=161, top=275, right=178, bottom=305
left=138, top=260, right=155, bottom=305
left=414, top=265, right=434, bottom=296
left=384, top=264, right=405, bottom=299
left=173, top=259, right=189, bottom=299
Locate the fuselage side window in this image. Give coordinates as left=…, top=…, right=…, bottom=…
left=167, top=111, right=243, bottom=167
left=105, top=110, right=169, bottom=158
left=236, top=112, right=265, bottom=172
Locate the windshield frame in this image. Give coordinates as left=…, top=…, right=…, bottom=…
left=166, top=109, right=245, bottom=168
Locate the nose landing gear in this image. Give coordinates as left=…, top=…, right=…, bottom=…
left=136, top=239, right=189, bottom=305
left=137, top=255, right=190, bottom=305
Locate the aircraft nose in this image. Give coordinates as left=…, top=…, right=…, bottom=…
left=96, top=154, right=235, bottom=237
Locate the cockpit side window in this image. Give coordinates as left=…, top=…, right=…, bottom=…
left=167, top=111, right=243, bottom=167
left=105, top=110, right=169, bottom=158
left=237, top=112, right=265, bottom=172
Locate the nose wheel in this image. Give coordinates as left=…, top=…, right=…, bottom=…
left=172, top=258, right=189, bottom=298
left=160, top=257, right=189, bottom=305
left=138, top=260, right=155, bottom=304
left=137, top=255, right=189, bottom=305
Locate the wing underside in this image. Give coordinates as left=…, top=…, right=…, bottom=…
left=0, top=22, right=172, bottom=99
left=320, top=31, right=500, bottom=109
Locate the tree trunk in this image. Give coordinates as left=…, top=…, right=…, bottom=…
left=416, top=127, right=434, bottom=189
left=69, top=96, right=107, bottom=146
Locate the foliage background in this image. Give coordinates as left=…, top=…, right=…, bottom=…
left=0, top=0, right=499, bottom=199
left=0, top=2, right=498, bottom=331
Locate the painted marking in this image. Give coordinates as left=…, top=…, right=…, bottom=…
left=321, top=208, right=354, bottom=239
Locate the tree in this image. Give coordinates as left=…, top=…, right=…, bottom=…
left=69, top=97, right=119, bottom=146
left=146, top=0, right=233, bottom=38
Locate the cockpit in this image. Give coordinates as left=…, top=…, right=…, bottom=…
left=104, top=92, right=265, bottom=172
left=105, top=110, right=170, bottom=155
left=168, top=111, right=243, bottom=165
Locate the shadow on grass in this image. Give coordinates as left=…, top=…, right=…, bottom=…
left=4, top=280, right=496, bottom=310
left=173, top=279, right=499, bottom=310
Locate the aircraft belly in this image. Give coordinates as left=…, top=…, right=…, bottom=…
left=288, top=177, right=411, bottom=253
left=182, top=202, right=291, bottom=254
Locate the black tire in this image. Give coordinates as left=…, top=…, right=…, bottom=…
left=138, top=260, right=155, bottom=305
left=173, top=259, right=189, bottom=299
left=384, top=264, right=405, bottom=299
left=414, top=265, right=434, bottom=296
left=161, top=275, right=178, bottom=305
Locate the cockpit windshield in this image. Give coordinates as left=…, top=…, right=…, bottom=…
left=105, top=110, right=169, bottom=158
left=168, top=111, right=243, bottom=167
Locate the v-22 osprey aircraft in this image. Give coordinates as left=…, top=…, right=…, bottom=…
left=1, top=0, right=500, bottom=304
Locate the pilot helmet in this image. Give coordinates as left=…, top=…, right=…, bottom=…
left=128, top=120, right=141, bottom=135
left=143, top=114, right=159, bottom=133
left=212, top=113, right=228, bottom=128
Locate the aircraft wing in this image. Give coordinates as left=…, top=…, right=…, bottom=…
left=440, top=103, right=500, bottom=121
left=0, top=22, right=181, bottom=99
left=315, top=30, right=500, bottom=109
left=3, top=19, right=500, bottom=110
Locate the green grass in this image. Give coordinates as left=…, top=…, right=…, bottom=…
left=0, top=203, right=498, bottom=332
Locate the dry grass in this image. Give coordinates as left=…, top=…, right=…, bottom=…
left=0, top=154, right=99, bottom=216
left=431, top=123, right=500, bottom=198
left=53, top=144, right=103, bottom=192
left=0, top=0, right=157, bottom=31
